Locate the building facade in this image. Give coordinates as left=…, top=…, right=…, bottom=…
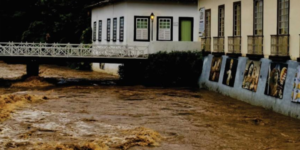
left=91, top=0, right=199, bottom=46
left=199, top=0, right=300, bottom=119
left=90, top=0, right=199, bottom=74
left=199, top=0, right=300, bottom=60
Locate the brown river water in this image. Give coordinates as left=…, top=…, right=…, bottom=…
left=0, top=63, right=300, bottom=150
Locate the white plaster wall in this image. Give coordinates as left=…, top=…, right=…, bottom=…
left=91, top=3, right=127, bottom=74
left=92, top=63, right=120, bottom=76
left=91, top=1, right=199, bottom=74
left=198, top=0, right=300, bottom=60
left=148, top=41, right=201, bottom=54
left=92, top=1, right=199, bottom=47
left=125, top=1, right=199, bottom=47
left=289, top=0, right=300, bottom=60
left=91, top=2, right=127, bottom=45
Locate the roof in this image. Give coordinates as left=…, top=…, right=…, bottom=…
left=87, top=0, right=197, bottom=8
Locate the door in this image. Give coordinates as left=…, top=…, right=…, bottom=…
left=179, top=17, right=193, bottom=41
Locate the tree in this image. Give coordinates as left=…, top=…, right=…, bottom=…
left=0, top=0, right=98, bottom=43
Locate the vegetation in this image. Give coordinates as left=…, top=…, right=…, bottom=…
left=0, top=0, right=97, bottom=43
left=119, top=51, right=203, bottom=87
left=0, top=0, right=98, bottom=70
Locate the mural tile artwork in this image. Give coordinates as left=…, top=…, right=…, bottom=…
left=209, top=57, right=222, bottom=82
left=222, top=58, right=238, bottom=87
left=265, top=63, right=288, bottom=99
left=292, top=65, right=300, bottom=103
left=242, top=60, right=261, bottom=92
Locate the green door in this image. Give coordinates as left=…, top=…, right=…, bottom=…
left=180, top=19, right=193, bottom=41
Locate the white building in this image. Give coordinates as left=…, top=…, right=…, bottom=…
left=90, top=0, right=200, bottom=74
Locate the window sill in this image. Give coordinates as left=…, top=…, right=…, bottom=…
left=134, top=40, right=150, bottom=42
left=156, top=40, right=173, bottom=41
left=202, top=51, right=211, bottom=56
left=212, top=52, right=225, bottom=57
left=226, top=53, right=241, bottom=58
left=269, top=55, right=290, bottom=62
left=246, top=54, right=264, bottom=60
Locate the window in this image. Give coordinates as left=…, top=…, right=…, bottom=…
left=119, top=17, right=124, bottom=42
left=134, top=16, right=150, bottom=41
left=218, top=5, right=225, bottom=37
left=107, top=18, right=111, bottom=42
left=98, top=20, right=102, bottom=42
left=215, top=5, right=225, bottom=53
left=157, top=17, right=173, bottom=41
left=233, top=2, right=241, bottom=36
left=93, top=21, right=96, bottom=41
left=278, top=0, right=289, bottom=35
left=205, top=9, right=211, bottom=37
left=254, top=0, right=263, bottom=35
left=113, top=18, right=117, bottom=42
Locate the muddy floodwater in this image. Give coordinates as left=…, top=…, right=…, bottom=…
left=0, top=63, right=300, bottom=150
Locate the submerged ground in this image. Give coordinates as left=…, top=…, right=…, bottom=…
left=0, top=63, right=300, bottom=150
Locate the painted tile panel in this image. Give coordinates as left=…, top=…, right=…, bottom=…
left=242, top=60, right=261, bottom=92
left=265, top=63, right=288, bottom=99
left=222, top=58, right=238, bottom=87
left=292, top=65, right=300, bottom=103
left=209, top=57, right=222, bottom=82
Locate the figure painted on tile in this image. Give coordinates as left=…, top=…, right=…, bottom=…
left=265, top=63, right=288, bottom=99
left=292, top=66, right=300, bottom=103
left=222, top=58, right=238, bottom=87
left=242, top=60, right=261, bottom=92
left=226, top=59, right=234, bottom=85
left=269, top=67, right=280, bottom=97
left=249, top=66, right=259, bottom=91
left=278, top=67, right=287, bottom=99
left=209, top=57, right=222, bottom=82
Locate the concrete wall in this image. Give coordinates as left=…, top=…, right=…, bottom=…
left=92, top=63, right=120, bottom=76
left=199, top=54, right=300, bottom=119
left=198, top=0, right=300, bottom=60
left=148, top=41, right=201, bottom=54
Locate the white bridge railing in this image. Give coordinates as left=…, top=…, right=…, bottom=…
left=0, top=42, right=148, bottom=58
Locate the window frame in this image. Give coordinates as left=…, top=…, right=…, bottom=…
left=205, top=9, right=211, bottom=37
left=93, top=21, right=97, bottom=41
left=98, top=20, right=102, bottom=42
left=178, top=17, right=194, bottom=41
left=113, top=18, right=117, bottom=42
left=253, top=0, right=264, bottom=36
left=134, top=16, right=150, bottom=42
left=277, top=0, right=290, bottom=35
left=119, top=16, right=124, bottom=42
left=156, top=16, right=173, bottom=41
left=107, top=18, right=111, bottom=42
left=233, top=1, right=241, bottom=36
left=218, top=5, right=225, bottom=37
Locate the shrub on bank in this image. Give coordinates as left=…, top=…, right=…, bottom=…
left=119, top=51, right=203, bottom=87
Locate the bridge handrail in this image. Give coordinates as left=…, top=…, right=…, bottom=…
left=0, top=42, right=149, bottom=59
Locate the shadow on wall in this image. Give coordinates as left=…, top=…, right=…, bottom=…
left=199, top=54, right=300, bottom=119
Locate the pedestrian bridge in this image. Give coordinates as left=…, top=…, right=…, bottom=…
left=0, top=42, right=148, bottom=76
left=0, top=42, right=148, bottom=62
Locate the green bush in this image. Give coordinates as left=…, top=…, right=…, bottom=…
left=119, top=51, right=203, bottom=87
